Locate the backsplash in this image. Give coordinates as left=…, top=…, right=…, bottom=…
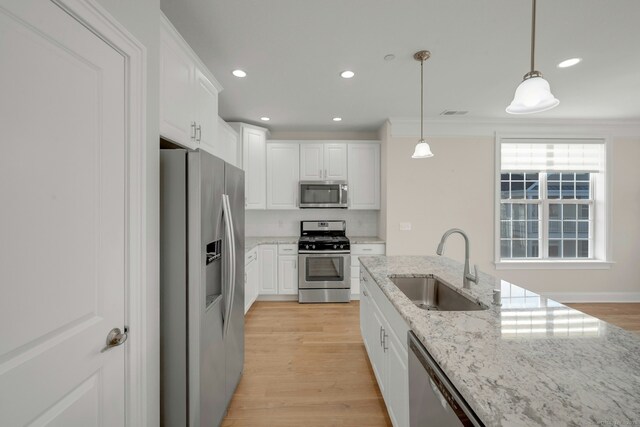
left=246, top=210, right=379, bottom=237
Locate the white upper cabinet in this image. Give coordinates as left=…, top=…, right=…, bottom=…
left=216, top=118, right=239, bottom=167
left=324, top=143, right=348, bottom=180
left=299, top=142, right=348, bottom=181
left=232, top=123, right=269, bottom=209
left=348, top=143, right=381, bottom=209
left=160, top=13, right=221, bottom=150
left=299, top=143, right=324, bottom=180
left=194, top=68, right=219, bottom=152
left=267, top=143, right=300, bottom=209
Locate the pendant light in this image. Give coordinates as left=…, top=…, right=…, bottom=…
left=506, top=0, right=559, bottom=114
left=412, top=50, right=434, bottom=159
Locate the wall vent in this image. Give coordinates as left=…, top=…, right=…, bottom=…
left=440, top=110, right=468, bottom=116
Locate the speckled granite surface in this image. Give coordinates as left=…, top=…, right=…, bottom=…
left=349, top=236, right=385, bottom=244
left=245, top=236, right=298, bottom=252
left=359, top=255, right=640, bottom=427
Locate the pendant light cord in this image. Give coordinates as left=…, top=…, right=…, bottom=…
left=530, top=0, right=536, bottom=72
left=420, top=58, right=424, bottom=141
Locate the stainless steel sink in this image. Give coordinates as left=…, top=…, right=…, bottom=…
left=389, top=276, right=487, bottom=311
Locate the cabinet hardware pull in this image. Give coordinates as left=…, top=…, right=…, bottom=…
left=196, top=124, right=202, bottom=142
left=379, top=326, right=384, bottom=346
left=383, top=331, right=388, bottom=352
left=191, top=121, right=196, bottom=140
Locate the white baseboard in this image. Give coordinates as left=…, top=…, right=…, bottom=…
left=544, top=292, right=640, bottom=303
left=350, top=294, right=360, bottom=301
left=256, top=295, right=298, bottom=302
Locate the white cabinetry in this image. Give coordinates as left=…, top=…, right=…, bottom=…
left=216, top=118, right=239, bottom=167
left=278, top=255, right=298, bottom=295
left=348, top=143, right=381, bottom=209
left=299, top=142, right=347, bottom=181
left=266, top=143, right=300, bottom=209
left=360, top=268, right=409, bottom=427
left=244, top=248, right=259, bottom=314
left=231, top=123, right=269, bottom=209
left=258, top=244, right=278, bottom=294
left=160, top=14, right=221, bottom=150
left=350, top=243, right=385, bottom=297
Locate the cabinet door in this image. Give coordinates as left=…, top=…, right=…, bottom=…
left=194, top=67, right=218, bottom=152
left=324, top=143, right=348, bottom=181
left=217, top=118, right=239, bottom=167
left=244, top=258, right=258, bottom=314
left=369, top=301, right=387, bottom=396
left=299, top=143, right=324, bottom=180
left=278, top=255, right=298, bottom=295
left=266, top=143, right=300, bottom=209
left=385, top=328, right=409, bottom=427
left=348, top=143, right=380, bottom=209
left=258, top=245, right=278, bottom=294
left=160, top=24, right=195, bottom=147
left=243, top=128, right=267, bottom=209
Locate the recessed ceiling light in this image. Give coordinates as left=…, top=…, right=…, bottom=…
left=260, top=117, right=270, bottom=121
left=232, top=69, right=247, bottom=78
left=332, top=117, right=342, bottom=122
left=384, top=54, right=396, bottom=61
left=557, top=58, right=582, bottom=68
left=340, top=71, right=355, bottom=79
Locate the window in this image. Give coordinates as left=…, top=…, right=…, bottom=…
left=496, top=137, right=609, bottom=267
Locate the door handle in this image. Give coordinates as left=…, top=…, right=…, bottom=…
left=222, top=194, right=235, bottom=338
left=102, top=327, right=128, bottom=352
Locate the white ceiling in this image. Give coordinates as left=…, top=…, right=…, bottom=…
left=160, top=0, right=640, bottom=132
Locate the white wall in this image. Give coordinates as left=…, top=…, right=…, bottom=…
left=246, top=210, right=379, bottom=237
left=381, top=127, right=640, bottom=300
left=93, top=0, right=160, bottom=424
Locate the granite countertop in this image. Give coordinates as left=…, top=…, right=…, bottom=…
left=359, top=255, right=640, bottom=426
left=349, top=236, right=385, bottom=244
left=245, top=236, right=298, bottom=252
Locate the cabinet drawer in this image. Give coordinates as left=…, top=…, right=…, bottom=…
left=352, top=243, right=385, bottom=256
left=278, top=244, right=298, bottom=255
left=245, top=248, right=258, bottom=265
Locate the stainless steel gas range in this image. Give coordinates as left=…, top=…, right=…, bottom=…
left=298, top=220, right=351, bottom=303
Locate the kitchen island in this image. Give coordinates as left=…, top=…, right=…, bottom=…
left=359, top=255, right=640, bottom=426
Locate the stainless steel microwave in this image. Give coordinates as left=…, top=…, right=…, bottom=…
left=299, top=181, right=348, bottom=209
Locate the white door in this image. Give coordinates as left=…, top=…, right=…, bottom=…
left=243, top=128, right=267, bottom=209
left=278, top=255, right=298, bottom=295
left=324, top=143, right=348, bottom=181
left=160, top=19, right=195, bottom=147
left=348, top=143, right=381, bottom=209
left=0, top=1, right=127, bottom=425
left=266, top=143, right=300, bottom=209
left=194, top=67, right=218, bottom=152
left=299, top=143, right=324, bottom=180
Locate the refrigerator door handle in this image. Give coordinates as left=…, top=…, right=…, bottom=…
left=222, top=194, right=234, bottom=338
left=226, top=194, right=237, bottom=318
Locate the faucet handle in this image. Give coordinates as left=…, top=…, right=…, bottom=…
left=473, top=264, right=479, bottom=283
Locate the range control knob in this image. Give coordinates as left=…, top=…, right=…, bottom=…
left=312, top=245, right=316, bottom=249
left=340, top=244, right=344, bottom=249
left=305, top=244, right=310, bottom=249
left=333, top=245, right=337, bottom=249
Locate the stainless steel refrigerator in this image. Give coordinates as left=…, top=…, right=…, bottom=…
left=160, top=149, right=245, bottom=426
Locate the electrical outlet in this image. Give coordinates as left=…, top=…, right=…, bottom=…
left=400, top=222, right=412, bottom=231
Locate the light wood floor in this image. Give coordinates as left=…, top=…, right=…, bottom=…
left=221, top=301, right=392, bottom=427
left=566, top=303, right=640, bottom=333
left=222, top=301, right=640, bottom=426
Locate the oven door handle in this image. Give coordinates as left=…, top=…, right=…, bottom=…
left=298, top=250, right=351, bottom=255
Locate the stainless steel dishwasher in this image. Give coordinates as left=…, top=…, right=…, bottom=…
left=408, top=332, right=483, bottom=426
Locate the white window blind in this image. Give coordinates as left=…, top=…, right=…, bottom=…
left=501, top=140, right=605, bottom=172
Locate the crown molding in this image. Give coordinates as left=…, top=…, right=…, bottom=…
left=387, top=117, right=640, bottom=139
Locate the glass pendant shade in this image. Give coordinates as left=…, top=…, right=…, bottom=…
left=412, top=140, right=434, bottom=158
left=506, top=75, right=559, bottom=114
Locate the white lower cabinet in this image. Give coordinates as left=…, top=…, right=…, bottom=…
left=258, top=244, right=278, bottom=294
left=360, top=268, right=409, bottom=427
left=255, top=243, right=299, bottom=297
left=278, top=255, right=298, bottom=295
left=351, top=243, right=385, bottom=298
left=244, top=248, right=259, bottom=314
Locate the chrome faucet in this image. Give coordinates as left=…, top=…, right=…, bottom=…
left=436, top=228, right=479, bottom=288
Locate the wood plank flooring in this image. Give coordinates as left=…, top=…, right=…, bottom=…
left=222, top=301, right=392, bottom=427
left=566, top=303, right=640, bottom=333
left=222, top=301, right=640, bottom=426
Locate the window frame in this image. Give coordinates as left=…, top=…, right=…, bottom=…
left=494, top=134, right=613, bottom=270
